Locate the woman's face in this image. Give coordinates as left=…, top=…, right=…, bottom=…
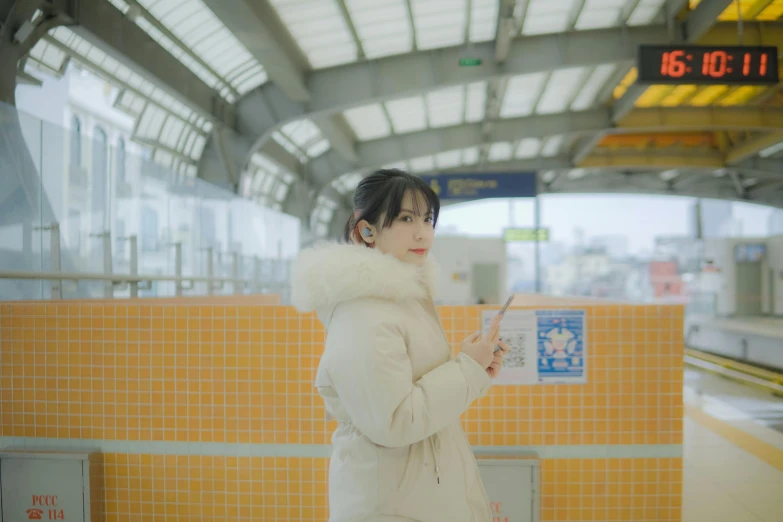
left=368, top=191, right=435, bottom=266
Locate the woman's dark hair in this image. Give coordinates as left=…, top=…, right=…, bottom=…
left=344, top=168, right=440, bottom=244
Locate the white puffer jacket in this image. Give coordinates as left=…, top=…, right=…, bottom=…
left=291, top=241, right=493, bottom=522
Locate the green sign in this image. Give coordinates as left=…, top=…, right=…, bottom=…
left=458, top=58, right=482, bottom=67
left=504, top=228, right=549, bottom=242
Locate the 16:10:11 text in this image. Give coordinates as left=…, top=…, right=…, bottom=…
left=660, top=50, right=768, bottom=78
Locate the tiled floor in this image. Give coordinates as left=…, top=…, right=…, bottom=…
left=683, top=368, right=783, bottom=522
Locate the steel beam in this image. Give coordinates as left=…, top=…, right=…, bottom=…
left=307, top=107, right=783, bottom=189
left=200, top=0, right=309, bottom=102
left=617, top=107, right=783, bottom=132
left=304, top=110, right=611, bottom=187
left=579, top=152, right=725, bottom=170
left=681, top=0, right=734, bottom=42
left=725, top=133, right=783, bottom=165
left=57, top=0, right=233, bottom=128
left=310, top=114, right=358, bottom=163
left=237, top=24, right=669, bottom=155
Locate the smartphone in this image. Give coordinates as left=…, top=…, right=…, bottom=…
left=487, top=295, right=514, bottom=352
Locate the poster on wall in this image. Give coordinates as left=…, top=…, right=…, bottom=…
left=481, top=308, right=587, bottom=385
left=481, top=309, right=538, bottom=385
left=536, top=309, right=587, bottom=384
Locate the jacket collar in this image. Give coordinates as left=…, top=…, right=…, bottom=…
left=291, top=241, right=439, bottom=317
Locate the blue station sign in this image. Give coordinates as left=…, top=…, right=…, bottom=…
left=418, top=172, right=537, bottom=201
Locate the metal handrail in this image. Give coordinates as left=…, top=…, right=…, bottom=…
left=0, top=270, right=255, bottom=285
left=9, top=221, right=291, bottom=300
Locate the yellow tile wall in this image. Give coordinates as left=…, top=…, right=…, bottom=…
left=0, top=301, right=685, bottom=522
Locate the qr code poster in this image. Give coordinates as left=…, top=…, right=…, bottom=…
left=481, top=309, right=538, bottom=385
left=481, top=308, right=588, bottom=385
left=536, top=310, right=587, bottom=384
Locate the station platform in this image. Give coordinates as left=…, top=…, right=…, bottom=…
left=684, top=366, right=783, bottom=522
left=686, top=315, right=783, bottom=372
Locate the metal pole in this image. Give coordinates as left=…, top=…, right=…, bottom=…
left=253, top=256, right=261, bottom=294
left=736, top=0, right=743, bottom=45
left=50, top=223, right=62, bottom=299
left=206, top=247, right=214, bottom=295
left=174, top=242, right=183, bottom=297
left=129, top=235, right=138, bottom=298
left=534, top=196, right=541, bottom=294
left=102, top=232, right=113, bottom=298
left=232, top=252, right=242, bottom=295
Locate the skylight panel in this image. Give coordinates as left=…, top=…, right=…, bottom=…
left=465, top=82, right=487, bottom=122
left=410, top=155, right=436, bottom=173
left=270, top=0, right=358, bottom=68
left=469, top=0, right=499, bottom=42
left=427, top=87, right=464, bottom=128
left=435, top=150, right=462, bottom=170
left=462, top=147, right=480, bottom=165
left=500, top=73, right=547, bottom=118
left=571, top=64, right=617, bottom=110
left=343, top=104, right=391, bottom=140
left=274, top=183, right=288, bottom=202
left=760, top=140, right=783, bottom=158
left=488, top=142, right=513, bottom=162
left=272, top=132, right=303, bottom=160
left=627, top=0, right=666, bottom=25
left=27, top=40, right=68, bottom=76
left=136, top=0, right=267, bottom=98
left=307, top=139, right=331, bottom=158
left=411, top=0, right=467, bottom=50
left=522, top=0, right=574, bottom=35
left=541, top=135, right=564, bottom=157
left=567, top=168, right=588, bottom=180
left=575, top=0, right=624, bottom=30
left=386, top=96, right=428, bottom=134
left=332, top=172, right=364, bottom=194
left=346, top=0, right=413, bottom=59
left=281, top=119, right=323, bottom=149
left=536, top=67, right=587, bottom=114
left=516, top=138, right=542, bottom=158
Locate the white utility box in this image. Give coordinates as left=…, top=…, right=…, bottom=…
left=477, top=458, right=539, bottom=522
left=0, top=450, right=102, bottom=522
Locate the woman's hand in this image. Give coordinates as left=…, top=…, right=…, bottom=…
left=460, top=315, right=508, bottom=371
left=486, top=341, right=509, bottom=378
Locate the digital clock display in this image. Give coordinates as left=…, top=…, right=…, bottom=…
left=637, top=45, right=779, bottom=85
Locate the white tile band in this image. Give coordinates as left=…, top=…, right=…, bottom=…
left=0, top=437, right=682, bottom=459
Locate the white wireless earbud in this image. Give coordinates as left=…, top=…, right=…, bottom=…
left=362, top=227, right=372, bottom=237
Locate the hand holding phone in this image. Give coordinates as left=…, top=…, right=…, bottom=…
left=481, top=295, right=513, bottom=352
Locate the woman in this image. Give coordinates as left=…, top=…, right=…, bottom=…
left=291, top=168, right=509, bottom=521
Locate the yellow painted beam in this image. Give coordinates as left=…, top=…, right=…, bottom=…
left=725, top=132, right=783, bottom=164
left=699, top=21, right=783, bottom=48
left=618, top=107, right=783, bottom=132
left=745, top=0, right=776, bottom=19
left=579, top=153, right=724, bottom=170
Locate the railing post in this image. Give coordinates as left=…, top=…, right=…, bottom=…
left=206, top=247, right=214, bottom=295
left=232, top=251, right=242, bottom=295
left=129, top=235, right=138, bottom=298
left=50, top=223, right=62, bottom=299
left=34, top=222, right=63, bottom=299
left=90, top=231, right=113, bottom=298
left=103, top=232, right=113, bottom=298
left=174, top=242, right=183, bottom=297
left=253, top=256, right=261, bottom=294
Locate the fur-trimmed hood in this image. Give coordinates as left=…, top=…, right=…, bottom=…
left=290, top=241, right=439, bottom=323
